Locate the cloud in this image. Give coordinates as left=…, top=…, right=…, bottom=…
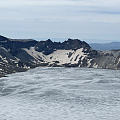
left=0, top=0, right=120, bottom=17
left=0, top=0, right=120, bottom=7
left=0, top=0, right=120, bottom=41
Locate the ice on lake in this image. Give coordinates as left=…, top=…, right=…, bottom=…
left=0, top=67, right=120, bottom=120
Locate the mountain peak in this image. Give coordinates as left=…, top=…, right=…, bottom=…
left=46, top=39, right=52, bottom=42
left=35, top=38, right=91, bottom=55
left=0, top=35, right=8, bottom=42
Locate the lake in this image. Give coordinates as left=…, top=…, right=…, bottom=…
left=0, top=67, right=120, bottom=120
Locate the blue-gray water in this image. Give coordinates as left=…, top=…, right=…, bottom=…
left=0, top=67, right=120, bottom=120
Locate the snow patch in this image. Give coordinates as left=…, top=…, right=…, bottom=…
left=23, top=47, right=90, bottom=66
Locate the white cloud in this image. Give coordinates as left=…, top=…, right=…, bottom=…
left=0, top=0, right=120, bottom=8
left=0, top=0, right=120, bottom=41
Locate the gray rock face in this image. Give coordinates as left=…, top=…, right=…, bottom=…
left=0, top=35, right=120, bottom=77
left=0, top=47, right=27, bottom=77
left=94, top=50, right=120, bottom=69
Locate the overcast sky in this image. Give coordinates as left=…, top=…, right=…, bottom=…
left=0, top=0, right=120, bottom=43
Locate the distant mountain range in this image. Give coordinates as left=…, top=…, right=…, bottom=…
left=90, top=42, right=120, bottom=50
left=0, top=35, right=120, bottom=77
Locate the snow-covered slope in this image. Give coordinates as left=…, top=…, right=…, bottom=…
left=23, top=47, right=93, bottom=67
left=23, top=46, right=120, bottom=69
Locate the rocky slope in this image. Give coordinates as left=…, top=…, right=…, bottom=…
left=0, top=35, right=120, bottom=77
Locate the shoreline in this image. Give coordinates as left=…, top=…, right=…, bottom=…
left=0, top=66, right=120, bottom=79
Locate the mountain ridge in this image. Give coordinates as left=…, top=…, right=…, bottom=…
left=0, top=35, right=120, bottom=77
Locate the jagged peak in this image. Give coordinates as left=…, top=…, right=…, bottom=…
left=46, top=39, right=52, bottom=42
left=35, top=38, right=91, bottom=55
left=0, top=35, right=91, bottom=55
left=0, top=35, right=8, bottom=41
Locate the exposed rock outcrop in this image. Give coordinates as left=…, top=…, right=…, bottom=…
left=0, top=35, right=119, bottom=77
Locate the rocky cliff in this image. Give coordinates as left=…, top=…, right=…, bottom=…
left=0, top=35, right=120, bottom=77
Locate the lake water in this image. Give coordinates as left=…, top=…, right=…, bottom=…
left=0, top=67, right=120, bottom=120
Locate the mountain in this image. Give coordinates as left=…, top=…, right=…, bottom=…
left=90, top=42, right=120, bottom=50
left=0, top=35, right=120, bottom=77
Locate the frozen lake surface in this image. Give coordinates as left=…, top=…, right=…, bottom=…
left=0, top=67, right=120, bottom=120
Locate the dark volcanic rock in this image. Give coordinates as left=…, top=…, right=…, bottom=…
left=0, top=35, right=9, bottom=42
left=0, top=47, right=27, bottom=76
left=35, top=39, right=91, bottom=55
left=62, top=39, right=90, bottom=50
left=0, top=35, right=38, bottom=56
left=35, top=39, right=55, bottom=55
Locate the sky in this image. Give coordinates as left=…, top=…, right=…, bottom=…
left=0, top=0, right=120, bottom=43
